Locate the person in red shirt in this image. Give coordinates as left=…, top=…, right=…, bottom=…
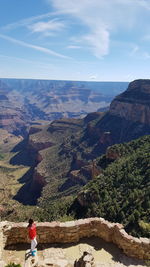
left=28, top=218, right=37, bottom=256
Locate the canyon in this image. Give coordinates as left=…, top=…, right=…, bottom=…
left=13, top=79, right=150, bottom=205
left=0, top=79, right=128, bottom=136
left=0, top=79, right=149, bottom=243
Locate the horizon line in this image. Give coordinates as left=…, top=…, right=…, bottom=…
left=0, top=77, right=130, bottom=83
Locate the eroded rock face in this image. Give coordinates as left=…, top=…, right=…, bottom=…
left=31, top=169, right=46, bottom=194
left=27, top=138, right=54, bottom=194
left=92, top=79, right=150, bottom=147
left=110, top=79, right=150, bottom=125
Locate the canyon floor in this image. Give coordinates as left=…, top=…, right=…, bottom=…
left=2, top=237, right=147, bottom=267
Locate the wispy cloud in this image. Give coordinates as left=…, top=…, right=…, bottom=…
left=0, top=34, right=71, bottom=59
left=28, top=19, right=65, bottom=36
left=67, top=45, right=82, bottom=49
left=1, top=12, right=58, bottom=31
left=83, top=29, right=109, bottom=58
left=48, top=0, right=150, bottom=58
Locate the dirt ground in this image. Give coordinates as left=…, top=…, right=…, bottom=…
left=2, top=237, right=147, bottom=267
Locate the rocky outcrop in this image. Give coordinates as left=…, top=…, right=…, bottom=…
left=69, top=164, right=101, bottom=185
left=28, top=139, right=54, bottom=152
left=60, top=163, right=101, bottom=191
left=75, top=251, right=95, bottom=267
left=106, top=147, right=121, bottom=160
left=91, top=79, right=150, bottom=147
left=110, top=79, right=150, bottom=125
left=0, top=218, right=149, bottom=260
left=77, top=192, right=90, bottom=207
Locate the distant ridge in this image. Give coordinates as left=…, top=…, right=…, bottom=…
left=1, top=78, right=129, bottom=95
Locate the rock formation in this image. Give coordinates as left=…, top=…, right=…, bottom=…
left=85, top=79, right=150, bottom=152
left=110, top=79, right=150, bottom=125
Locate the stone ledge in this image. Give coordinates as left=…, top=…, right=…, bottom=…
left=0, top=218, right=149, bottom=261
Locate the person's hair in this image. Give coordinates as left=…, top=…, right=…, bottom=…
left=28, top=218, right=34, bottom=225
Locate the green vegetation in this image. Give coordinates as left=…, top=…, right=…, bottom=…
left=28, top=135, right=150, bottom=238
left=5, top=263, right=21, bottom=267
left=68, top=135, right=150, bottom=237
left=0, top=154, right=4, bottom=160
left=0, top=150, right=4, bottom=160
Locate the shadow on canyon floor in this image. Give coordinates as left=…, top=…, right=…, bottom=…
left=13, top=166, right=40, bottom=205
left=9, top=139, right=41, bottom=205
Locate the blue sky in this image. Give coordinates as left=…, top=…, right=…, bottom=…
left=0, top=0, right=150, bottom=81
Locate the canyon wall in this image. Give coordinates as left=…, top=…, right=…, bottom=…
left=0, top=218, right=149, bottom=261
left=110, top=79, right=150, bottom=125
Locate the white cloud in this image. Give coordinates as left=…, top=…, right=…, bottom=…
left=0, top=34, right=70, bottom=59
left=89, top=74, right=97, bottom=80
left=67, top=45, right=82, bottom=49
left=48, top=0, right=150, bottom=58
left=28, top=19, right=65, bottom=36
left=83, top=29, right=109, bottom=58
left=2, top=12, right=53, bottom=30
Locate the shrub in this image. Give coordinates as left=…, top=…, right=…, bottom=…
left=5, top=263, right=21, bottom=267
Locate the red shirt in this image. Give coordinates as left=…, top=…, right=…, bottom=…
left=28, top=223, right=36, bottom=240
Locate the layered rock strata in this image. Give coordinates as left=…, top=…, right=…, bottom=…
left=110, top=79, right=150, bottom=125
